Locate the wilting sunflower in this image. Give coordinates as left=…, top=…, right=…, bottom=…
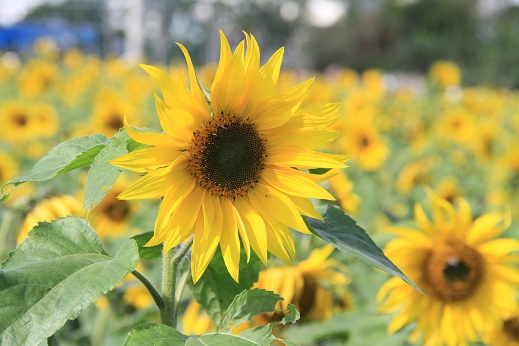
left=110, top=31, right=348, bottom=283
left=377, top=192, right=519, bottom=346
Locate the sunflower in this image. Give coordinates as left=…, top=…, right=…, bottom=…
left=338, top=120, right=389, bottom=171
left=110, top=32, right=348, bottom=283
left=18, top=195, right=86, bottom=244
left=181, top=245, right=351, bottom=334
left=377, top=192, right=519, bottom=346
left=429, top=60, right=461, bottom=89
left=253, top=245, right=351, bottom=324
left=0, top=151, right=19, bottom=185
left=328, top=169, right=360, bottom=215
left=0, top=101, right=59, bottom=144
left=487, top=313, right=519, bottom=346
left=89, top=89, right=139, bottom=137
left=88, top=176, right=137, bottom=238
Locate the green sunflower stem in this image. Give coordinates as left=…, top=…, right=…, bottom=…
left=160, top=236, right=194, bottom=328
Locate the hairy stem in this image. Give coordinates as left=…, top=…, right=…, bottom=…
left=160, top=236, right=194, bottom=327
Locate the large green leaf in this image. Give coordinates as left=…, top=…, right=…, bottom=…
left=190, top=249, right=262, bottom=324
left=83, top=129, right=129, bottom=211
left=217, top=289, right=282, bottom=332
left=306, top=205, right=422, bottom=293
left=0, top=134, right=109, bottom=202
left=0, top=216, right=139, bottom=346
left=124, top=323, right=187, bottom=346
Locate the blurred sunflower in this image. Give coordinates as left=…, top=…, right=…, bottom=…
left=90, top=89, right=138, bottom=137
left=377, top=192, right=519, bottom=346
left=0, top=101, right=36, bottom=144
left=181, top=245, right=351, bottom=335
left=88, top=176, right=137, bottom=238
left=0, top=101, right=58, bottom=145
left=339, top=120, right=389, bottom=171
left=253, top=245, right=351, bottom=324
left=0, top=151, right=19, bottom=185
left=111, top=31, right=348, bottom=282
left=487, top=313, right=519, bottom=346
left=18, top=195, right=86, bottom=244
left=328, top=169, right=360, bottom=215
left=17, top=60, right=57, bottom=98
left=396, top=156, right=440, bottom=195
left=429, top=60, right=461, bottom=89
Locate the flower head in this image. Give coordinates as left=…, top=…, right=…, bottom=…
left=377, top=191, right=519, bottom=346
left=111, top=31, right=348, bottom=283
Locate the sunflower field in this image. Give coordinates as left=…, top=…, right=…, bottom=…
left=1, top=34, right=519, bottom=346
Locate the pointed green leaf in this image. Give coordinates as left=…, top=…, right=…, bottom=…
left=217, top=289, right=282, bottom=332
left=83, top=129, right=129, bottom=211
left=190, top=250, right=262, bottom=324
left=306, top=205, right=422, bottom=293
left=0, top=134, right=109, bottom=201
left=0, top=216, right=139, bottom=346
left=125, top=323, right=187, bottom=346
left=131, top=232, right=163, bottom=260
left=186, top=325, right=300, bottom=346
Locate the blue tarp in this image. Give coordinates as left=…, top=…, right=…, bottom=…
left=0, top=21, right=99, bottom=52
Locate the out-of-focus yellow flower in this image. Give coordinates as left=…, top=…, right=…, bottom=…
left=0, top=101, right=59, bottom=145
left=89, top=89, right=139, bottom=137
left=0, top=151, right=19, bottom=185
left=253, top=245, right=351, bottom=324
left=123, top=285, right=154, bottom=310
left=429, top=60, right=461, bottom=89
left=377, top=192, right=519, bottom=346
left=362, top=69, right=385, bottom=99
left=328, top=169, right=360, bottom=215
left=181, top=245, right=351, bottom=336
left=339, top=120, right=389, bottom=171
left=435, top=107, right=476, bottom=145
left=486, top=313, right=519, bottom=346
left=18, top=195, right=86, bottom=244
left=435, top=177, right=462, bottom=204
left=181, top=300, right=216, bottom=335
left=88, top=176, right=138, bottom=238
left=17, top=60, right=57, bottom=98
left=396, top=156, right=440, bottom=194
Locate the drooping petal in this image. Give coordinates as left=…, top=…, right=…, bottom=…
left=234, top=197, right=268, bottom=265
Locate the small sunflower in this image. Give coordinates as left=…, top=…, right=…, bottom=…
left=429, top=60, right=461, bottom=89
left=377, top=192, right=519, bottom=346
left=111, top=31, right=348, bottom=283
left=339, top=120, right=389, bottom=171
left=88, top=176, right=137, bottom=238
left=253, top=245, right=351, bottom=324
left=90, top=89, right=138, bottom=137
left=18, top=195, right=86, bottom=244
left=487, top=313, right=519, bottom=346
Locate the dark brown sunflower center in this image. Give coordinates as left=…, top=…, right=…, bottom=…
left=423, top=241, right=484, bottom=302
left=105, top=200, right=131, bottom=222
left=504, top=317, right=519, bottom=340
left=107, top=114, right=124, bottom=130
left=359, top=135, right=370, bottom=148
left=13, top=113, right=28, bottom=126
left=188, top=113, right=266, bottom=198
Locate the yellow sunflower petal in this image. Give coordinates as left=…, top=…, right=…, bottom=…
left=110, top=147, right=180, bottom=173
left=234, top=197, right=268, bottom=265
left=267, top=146, right=349, bottom=169
left=123, top=115, right=182, bottom=148
left=218, top=199, right=241, bottom=282
left=250, top=184, right=311, bottom=234
left=262, top=166, right=335, bottom=200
